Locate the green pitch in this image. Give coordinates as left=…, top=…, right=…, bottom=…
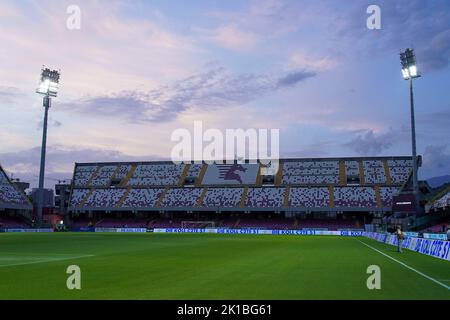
left=0, top=233, right=449, bottom=299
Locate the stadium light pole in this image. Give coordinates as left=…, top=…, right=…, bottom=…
left=400, top=49, right=420, bottom=205
left=36, top=67, right=60, bottom=226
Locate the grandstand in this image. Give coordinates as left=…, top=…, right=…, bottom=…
left=68, top=157, right=413, bottom=219
left=428, top=187, right=450, bottom=212
left=0, top=164, right=33, bottom=228
left=0, top=164, right=32, bottom=211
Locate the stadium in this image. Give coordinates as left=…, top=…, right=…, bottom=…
left=0, top=0, right=449, bottom=307
left=1, top=156, right=449, bottom=300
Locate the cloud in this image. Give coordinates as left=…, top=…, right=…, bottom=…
left=343, top=129, right=394, bottom=155
left=277, top=70, right=316, bottom=87
left=419, top=29, right=450, bottom=72
left=201, top=25, right=260, bottom=52
left=0, top=1, right=20, bottom=18
left=288, top=52, right=337, bottom=71
left=334, top=0, right=450, bottom=72
left=60, top=66, right=316, bottom=123
left=282, top=140, right=335, bottom=158
left=0, top=0, right=203, bottom=96
left=419, top=109, right=450, bottom=128
left=0, top=86, right=22, bottom=104
left=421, top=145, right=450, bottom=179
left=206, top=0, right=311, bottom=41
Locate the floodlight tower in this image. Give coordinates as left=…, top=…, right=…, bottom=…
left=400, top=49, right=420, bottom=203
left=36, top=67, right=60, bottom=226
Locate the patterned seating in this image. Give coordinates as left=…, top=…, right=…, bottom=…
left=289, top=187, right=330, bottom=207
left=0, top=185, right=29, bottom=205
left=160, top=188, right=203, bottom=207
left=246, top=187, right=285, bottom=207
left=68, top=158, right=412, bottom=211
left=186, top=164, right=203, bottom=177
left=0, top=170, right=8, bottom=184
left=84, top=189, right=126, bottom=207
left=73, top=165, right=97, bottom=186
left=202, top=188, right=243, bottom=207
left=345, top=160, right=360, bottom=176
left=128, top=164, right=183, bottom=186
left=122, top=189, right=164, bottom=208
left=431, top=191, right=450, bottom=210
left=114, top=165, right=132, bottom=180
left=387, top=160, right=412, bottom=183
left=70, top=189, right=90, bottom=206
left=379, top=187, right=399, bottom=207
left=90, top=165, right=117, bottom=187
left=363, top=160, right=386, bottom=184
left=282, top=160, right=339, bottom=184
left=0, top=167, right=30, bottom=206
left=334, top=187, right=376, bottom=207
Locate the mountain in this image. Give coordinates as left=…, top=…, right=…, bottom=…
left=427, top=175, right=450, bottom=189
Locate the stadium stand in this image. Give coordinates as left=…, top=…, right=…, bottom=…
left=288, top=187, right=329, bottom=207
left=245, top=187, right=285, bottom=208
left=201, top=188, right=243, bottom=208
left=296, top=219, right=361, bottom=230
left=186, top=163, right=203, bottom=178
left=70, top=188, right=90, bottom=207
left=421, top=222, right=449, bottom=233
left=334, top=186, right=376, bottom=208
left=344, top=160, right=360, bottom=177
left=363, top=160, right=386, bottom=184
left=0, top=164, right=32, bottom=210
left=388, top=159, right=413, bottom=183
left=68, top=157, right=412, bottom=215
left=114, top=164, right=133, bottom=180
left=282, top=160, right=339, bottom=184
left=73, top=165, right=97, bottom=187
left=430, top=190, right=450, bottom=210
left=160, top=188, right=203, bottom=207
left=379, top=187, right=400, bottom=207
left=96, top=218, right=149, bottom=228
left=122, top=188, right=165, bottom=208
left=0, top=216, right=29, bottom=228
left=89, top=165, right=117, bottom=187
left=129, top=164, right=184, bottom=186
left=84, top=189, right=127, bottom=208
left=237, top=218, right=294, bottom=229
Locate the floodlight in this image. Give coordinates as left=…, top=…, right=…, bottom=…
left=36, top=67, right=60, bottom=97
left=400, top=49, right=420, bottom=80
left=399, top=48, right=421, bottom=205
left=35, top=66, right=61, bottom=227
left=402, top=68, right=410, bottom=79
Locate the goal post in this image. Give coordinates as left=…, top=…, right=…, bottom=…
left=181, top=221, right=216, bottom=229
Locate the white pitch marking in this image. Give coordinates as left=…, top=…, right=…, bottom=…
left=357, top=240, right=450, bottom=291
left=0, top=255, right=94, bottom=268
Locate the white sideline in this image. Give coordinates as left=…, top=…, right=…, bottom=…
left=0, top=254, right=94, bottom=268
left=357, top=240, right=450, bottom=291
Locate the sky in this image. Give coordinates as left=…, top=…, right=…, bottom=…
left=0, top=0, right=449, bottom=188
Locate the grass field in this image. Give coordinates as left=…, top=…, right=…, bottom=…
left=0, top=232, right=449, bottom=299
